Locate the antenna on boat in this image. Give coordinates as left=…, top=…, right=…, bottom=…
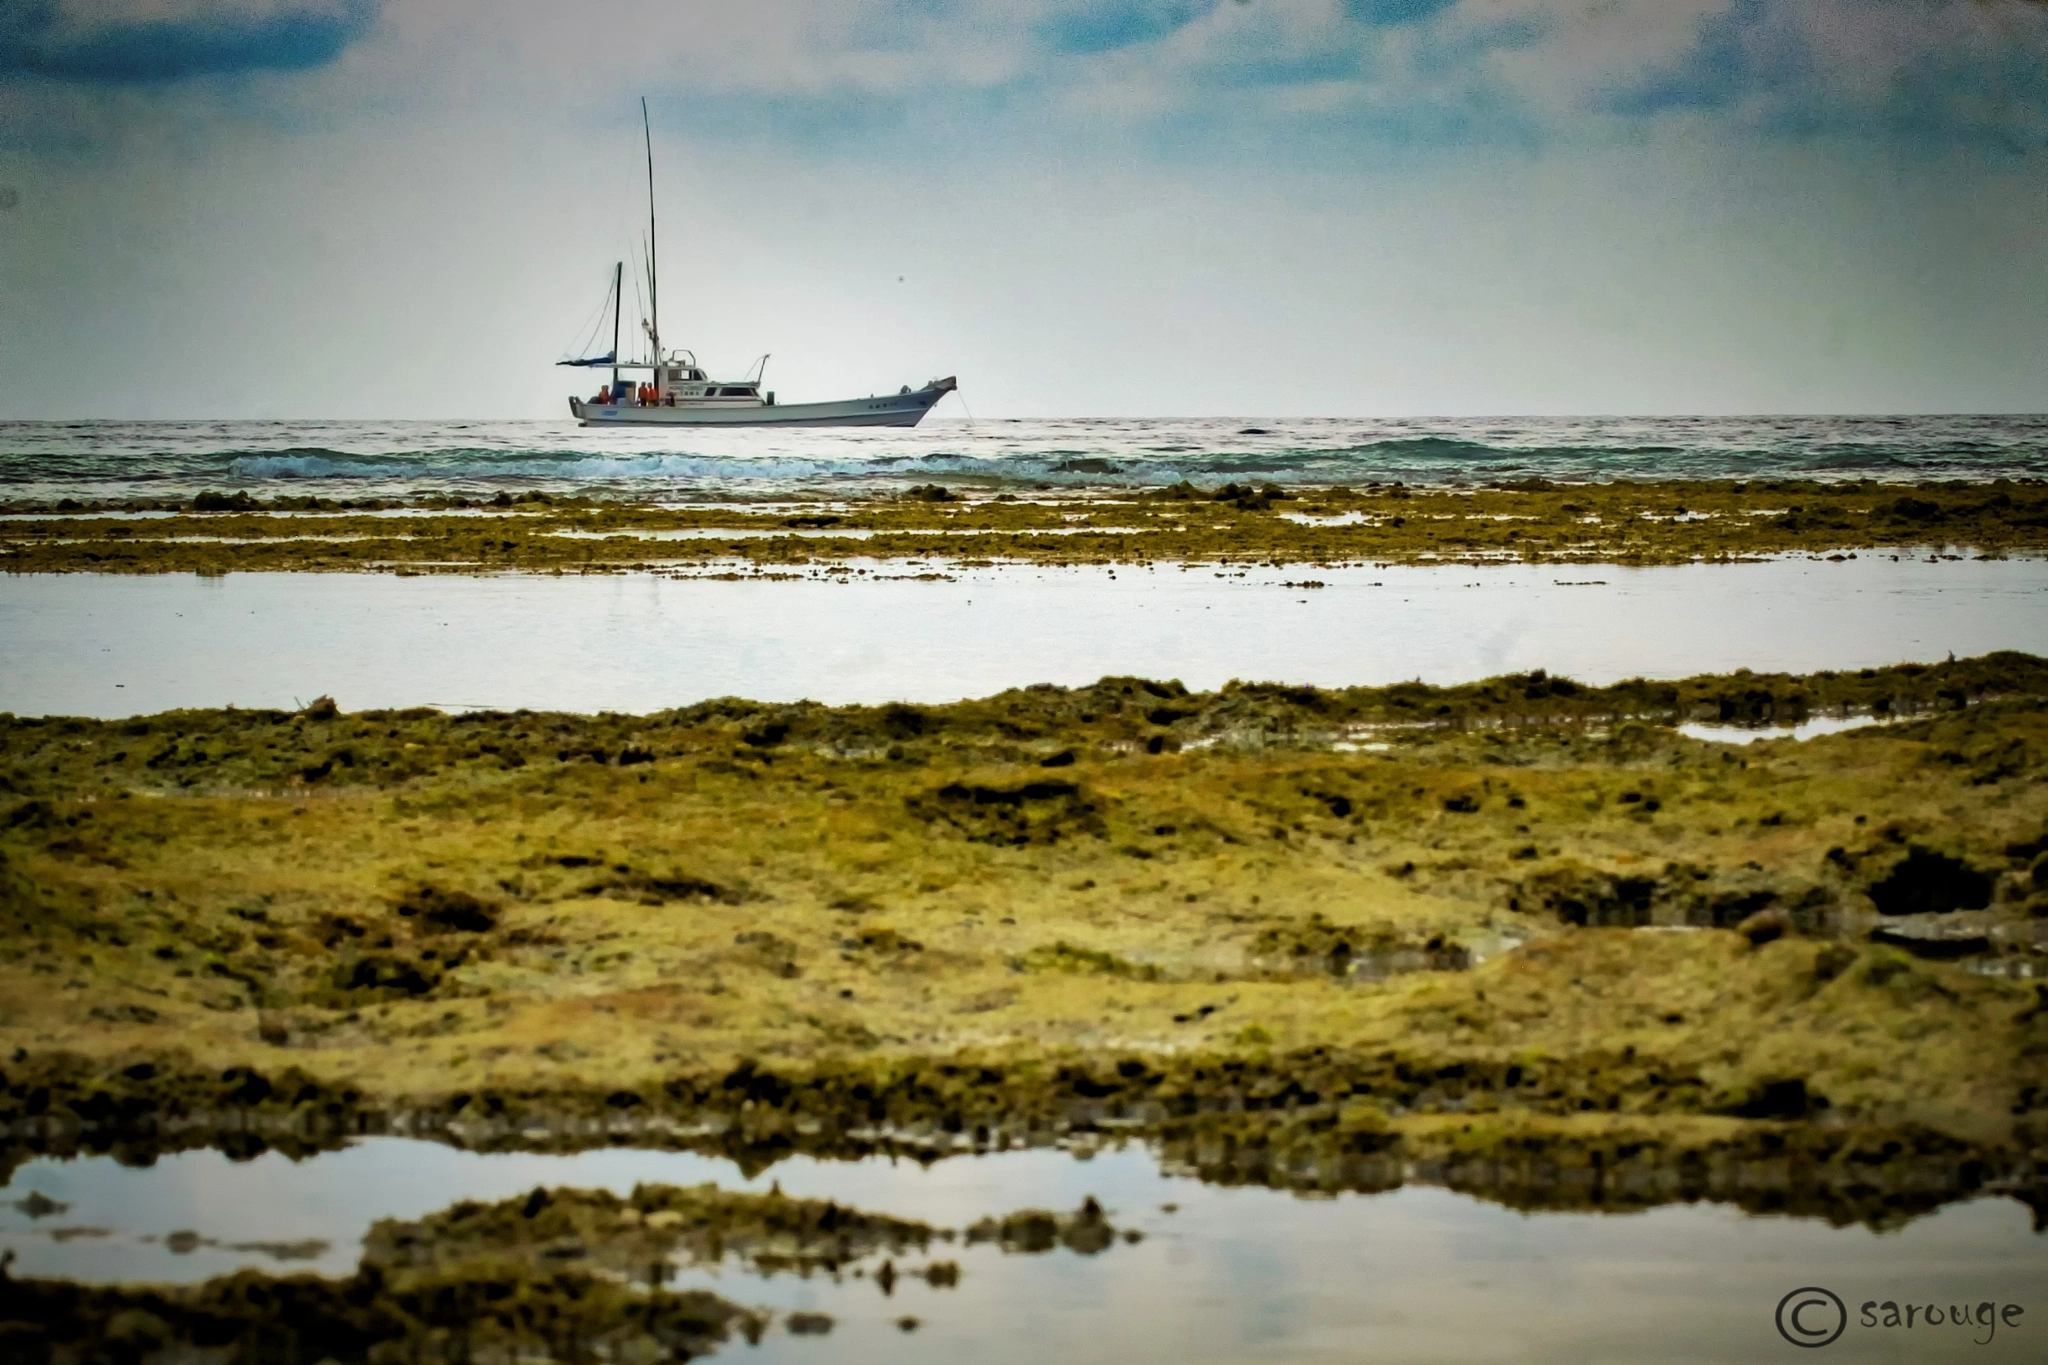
left=642, top=96, right=659, bottom=364
left=610, top=261, right=623, bottom=397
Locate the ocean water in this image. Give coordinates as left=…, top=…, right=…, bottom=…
left=2, top=414, right=2045, bottom=503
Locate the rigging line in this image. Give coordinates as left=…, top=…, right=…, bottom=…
left=559, top=267, right=617, bottom=361
left=587, top=270, right=619, bottom=359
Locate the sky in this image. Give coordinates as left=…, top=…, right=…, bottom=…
left=1, top=0, right=2046, bottom=419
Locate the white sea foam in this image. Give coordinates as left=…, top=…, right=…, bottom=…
left=2, top=414, right=2043, bottom=505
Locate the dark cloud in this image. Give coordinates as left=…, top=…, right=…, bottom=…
left=1601, top=0, right=1807, bottom=119
left=0, top=0, right=377, bottom=83
left=1602, top=0, right=2048, bottom=148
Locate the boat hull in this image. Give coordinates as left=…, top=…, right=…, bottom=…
left=571, top=377, right=956, bottom=428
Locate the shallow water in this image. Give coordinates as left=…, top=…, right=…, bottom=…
left=4, top=414, right=2045, bottom=504
left=3, top=554, right=2044, bottom=718
left=1676, top=714, right=1900, bottom=744
left=2, top=1140, right=2042, bottom=1363
left=543, top=526, right=1144, bottom=541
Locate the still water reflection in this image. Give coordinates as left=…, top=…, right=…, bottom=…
left=3, top=554, right=2045, bottom=718
left=3, top=1139, right=2043, bottom=1363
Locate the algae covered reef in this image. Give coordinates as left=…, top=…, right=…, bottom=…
left=5, top=656, right=2048, bottom=1226
left=3, top=477, right=2047, bottom=573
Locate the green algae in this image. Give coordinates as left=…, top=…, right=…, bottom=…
left=4, top=653, right=2039, bottom=797
left=1015, top=941, right=1163, bottom=980
left=1, top=1268, right=758, bottom=1364
left=5, top=478, right=2047, bottom=573
left=3, top=660, right=2048, bottom=1222
left=964, top=1196, right=1127, bottom=1254
left=364, top=1181, right=946, bottom=1280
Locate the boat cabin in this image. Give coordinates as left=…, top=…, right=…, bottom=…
left=661, top=365, right=763, bottom=403
left=590, top=353, right=770, bottom=408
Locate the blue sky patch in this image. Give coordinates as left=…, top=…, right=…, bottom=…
left=0, top=0, right=378, bottom=83
left=1037, top=0, right=1221, bottom=55
left=1342, top=0, right=1460, bottom=28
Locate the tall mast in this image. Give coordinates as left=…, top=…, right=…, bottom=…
left=610, top=261, right=623, bottom=395
left=642, top=96, right=659, bottom=364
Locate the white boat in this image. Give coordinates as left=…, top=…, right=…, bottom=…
left=560, top=103, right=957, bottom=429
left=567, top=368, right=957, bottom=428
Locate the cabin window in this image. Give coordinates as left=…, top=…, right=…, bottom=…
left=720, top=387, right=754, bottom=397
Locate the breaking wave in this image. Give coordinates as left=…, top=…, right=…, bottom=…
left=2, top=414, right=2044, bottom=502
